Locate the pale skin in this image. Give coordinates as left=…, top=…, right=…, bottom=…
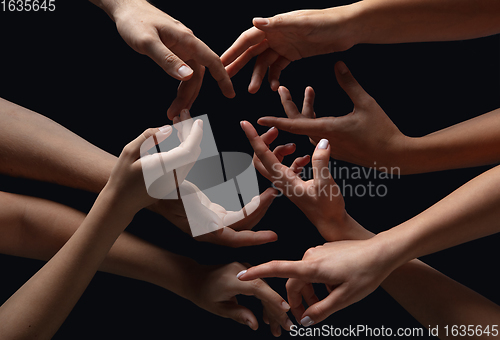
left=88, top=0, right=235, bottom=119
left=256, top=61, right=500, bottom=174
left=238, top=121, right=500, bottom=337
left=0, top=126, right=293, bottom=339
left=0, top=97, right=278, bottom=247
left=222, top=0, right=500, bottom=93
left=0, top=98, right=295, bottom=335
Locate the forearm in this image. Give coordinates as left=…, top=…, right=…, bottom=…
left=326, top=214, right=500, bottom=332
left=88, top=0, right=145, bottom=21
left=0, top=97, right=115, bottom=193
left=373, top=164, right=500, bottom=269
left=0, top=191, right=197, bottom=301
left=349, top=0, right=500, bottom=45
left=381, top=260, right=500, bottom=336
left=398, top=108, right=500, bottom=173
left=0, top=185, right=134, bottom=339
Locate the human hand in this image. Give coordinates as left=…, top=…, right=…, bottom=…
left=258, top=62, right=411, bottom=171
left=188, top=262, right=293, bottom=336
left=105, top=0, right=234, bottom=118
left=151, top=181, right=279, bottom=247
left=237, top=240, right=397, bottom=327
left=221, top=6, right=359, bottom=93
left=108, top=117, right=203, bottom=212
left=241, top=120, right=354, bottom=242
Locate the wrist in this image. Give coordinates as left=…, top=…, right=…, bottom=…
left=167, top=257, right=202, bottom=301
left=369, top=227, right=416, bottom=272
left=99, top=183, right=142, bottom=219
left=90, top=0, right=141, bottom=22
left=319, top=211, right=374, bottom=242
left=392, top=135, right=435, bottom=174
left=324, top=2, right=367, bottom=48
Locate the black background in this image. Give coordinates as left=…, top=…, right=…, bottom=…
left=0, top=0, right=499, bottom=339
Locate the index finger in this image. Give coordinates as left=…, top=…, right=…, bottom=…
left=187, top=36, right=235, bottom=98
left=221, top=27, right=267, bottom=67
left=257, top=116, right=331, bottom=136
left=199, top=227, right=278, bottom=248
left=240, top=121, right=298, bottom=186
left=237, top=260, right=310, bottom=281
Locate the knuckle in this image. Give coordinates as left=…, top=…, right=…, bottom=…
left=229, top=261, right=244, bottom=271
left=135, top=34, right=156, bottom=53
left=285, top=279, right=295, bottom=291
left=272, top=14, right=284, bottom=25
left=304, top=248, right=316, bottom=258
left=308, top=303, right=324, bottom=319
left=164, top=53, right=180, bottom=67
left=249, top=278, right=263, bottom=290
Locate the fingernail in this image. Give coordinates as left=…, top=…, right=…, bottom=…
left=285, top=318, right=294, bottom=331
left=337, top=62, right=348, bottom=75
left=253, top=17, right=269, bottom=26
left=267, top=126, right=276, bottom=133
left=300, top=316, right=314, bottom=327
left=180, top=108, right=190, bottom=117
left=281, top=300, right=290, bottom=311
left=177, top=65, right=193, bottom=78
left=236, top=270, right=247, bottom=279
left=285, top=143, right=295, bottom=147
left=159, top=125, right=172, bottom=134
left=317, top=138, right=329, bottom=149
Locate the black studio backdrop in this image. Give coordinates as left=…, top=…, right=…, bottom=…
left=0, top=1, right=499, bottom=339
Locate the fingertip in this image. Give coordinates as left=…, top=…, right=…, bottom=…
left=300, top=316, right=315, bottom=327
left=335, top=61, right=349, bottom=75
left=224, top=86, right=236, bottom=99
left=236, top=269, right=248, bottom=280
left=270, top=80, right=280, bottom=92
left=253, top=17, right=270, bottom=27
left=316, top=138, right=330, bottom=150
left=257, top=117, right=273, bottom=126
left=177, top=65, right=194, bottom=80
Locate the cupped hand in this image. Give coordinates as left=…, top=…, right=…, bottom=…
left=237, top=240, right=397, bottom=327
left=189, top=262, right=293, bottom=336
left=221, top=7, right=357, bottom=93
left=258, top=62, right=410, bottom=171
left=110, top=0, right=234, bottom=119
left=108, top=113, right=203, bottom=212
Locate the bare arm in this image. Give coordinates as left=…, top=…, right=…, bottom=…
left=0, top=97, right=115, bottom=192
left=222, top=0, right=500, bottom=92
left=257, top=62, right=500, bottom=174
left=0, top=161, right=139, bottom=339
left=88, top=0, right=234, bottom=118
left=241, top=120, right=500, bottom=331
left=0, top=127, right=292, bottom=338
left=356, top=0, right=500, bottom=44
left=0, top=97, right=277, bottom=247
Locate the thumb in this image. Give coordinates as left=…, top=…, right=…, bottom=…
left=253, top=13, right=293, bottom=31
left=334, top=61, right=372, bottom=107
left=144, top=37, right=194, bottom=81
left=300, top=284, right=349, bottom=327
left=311, top=139, right=335, bottom=193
